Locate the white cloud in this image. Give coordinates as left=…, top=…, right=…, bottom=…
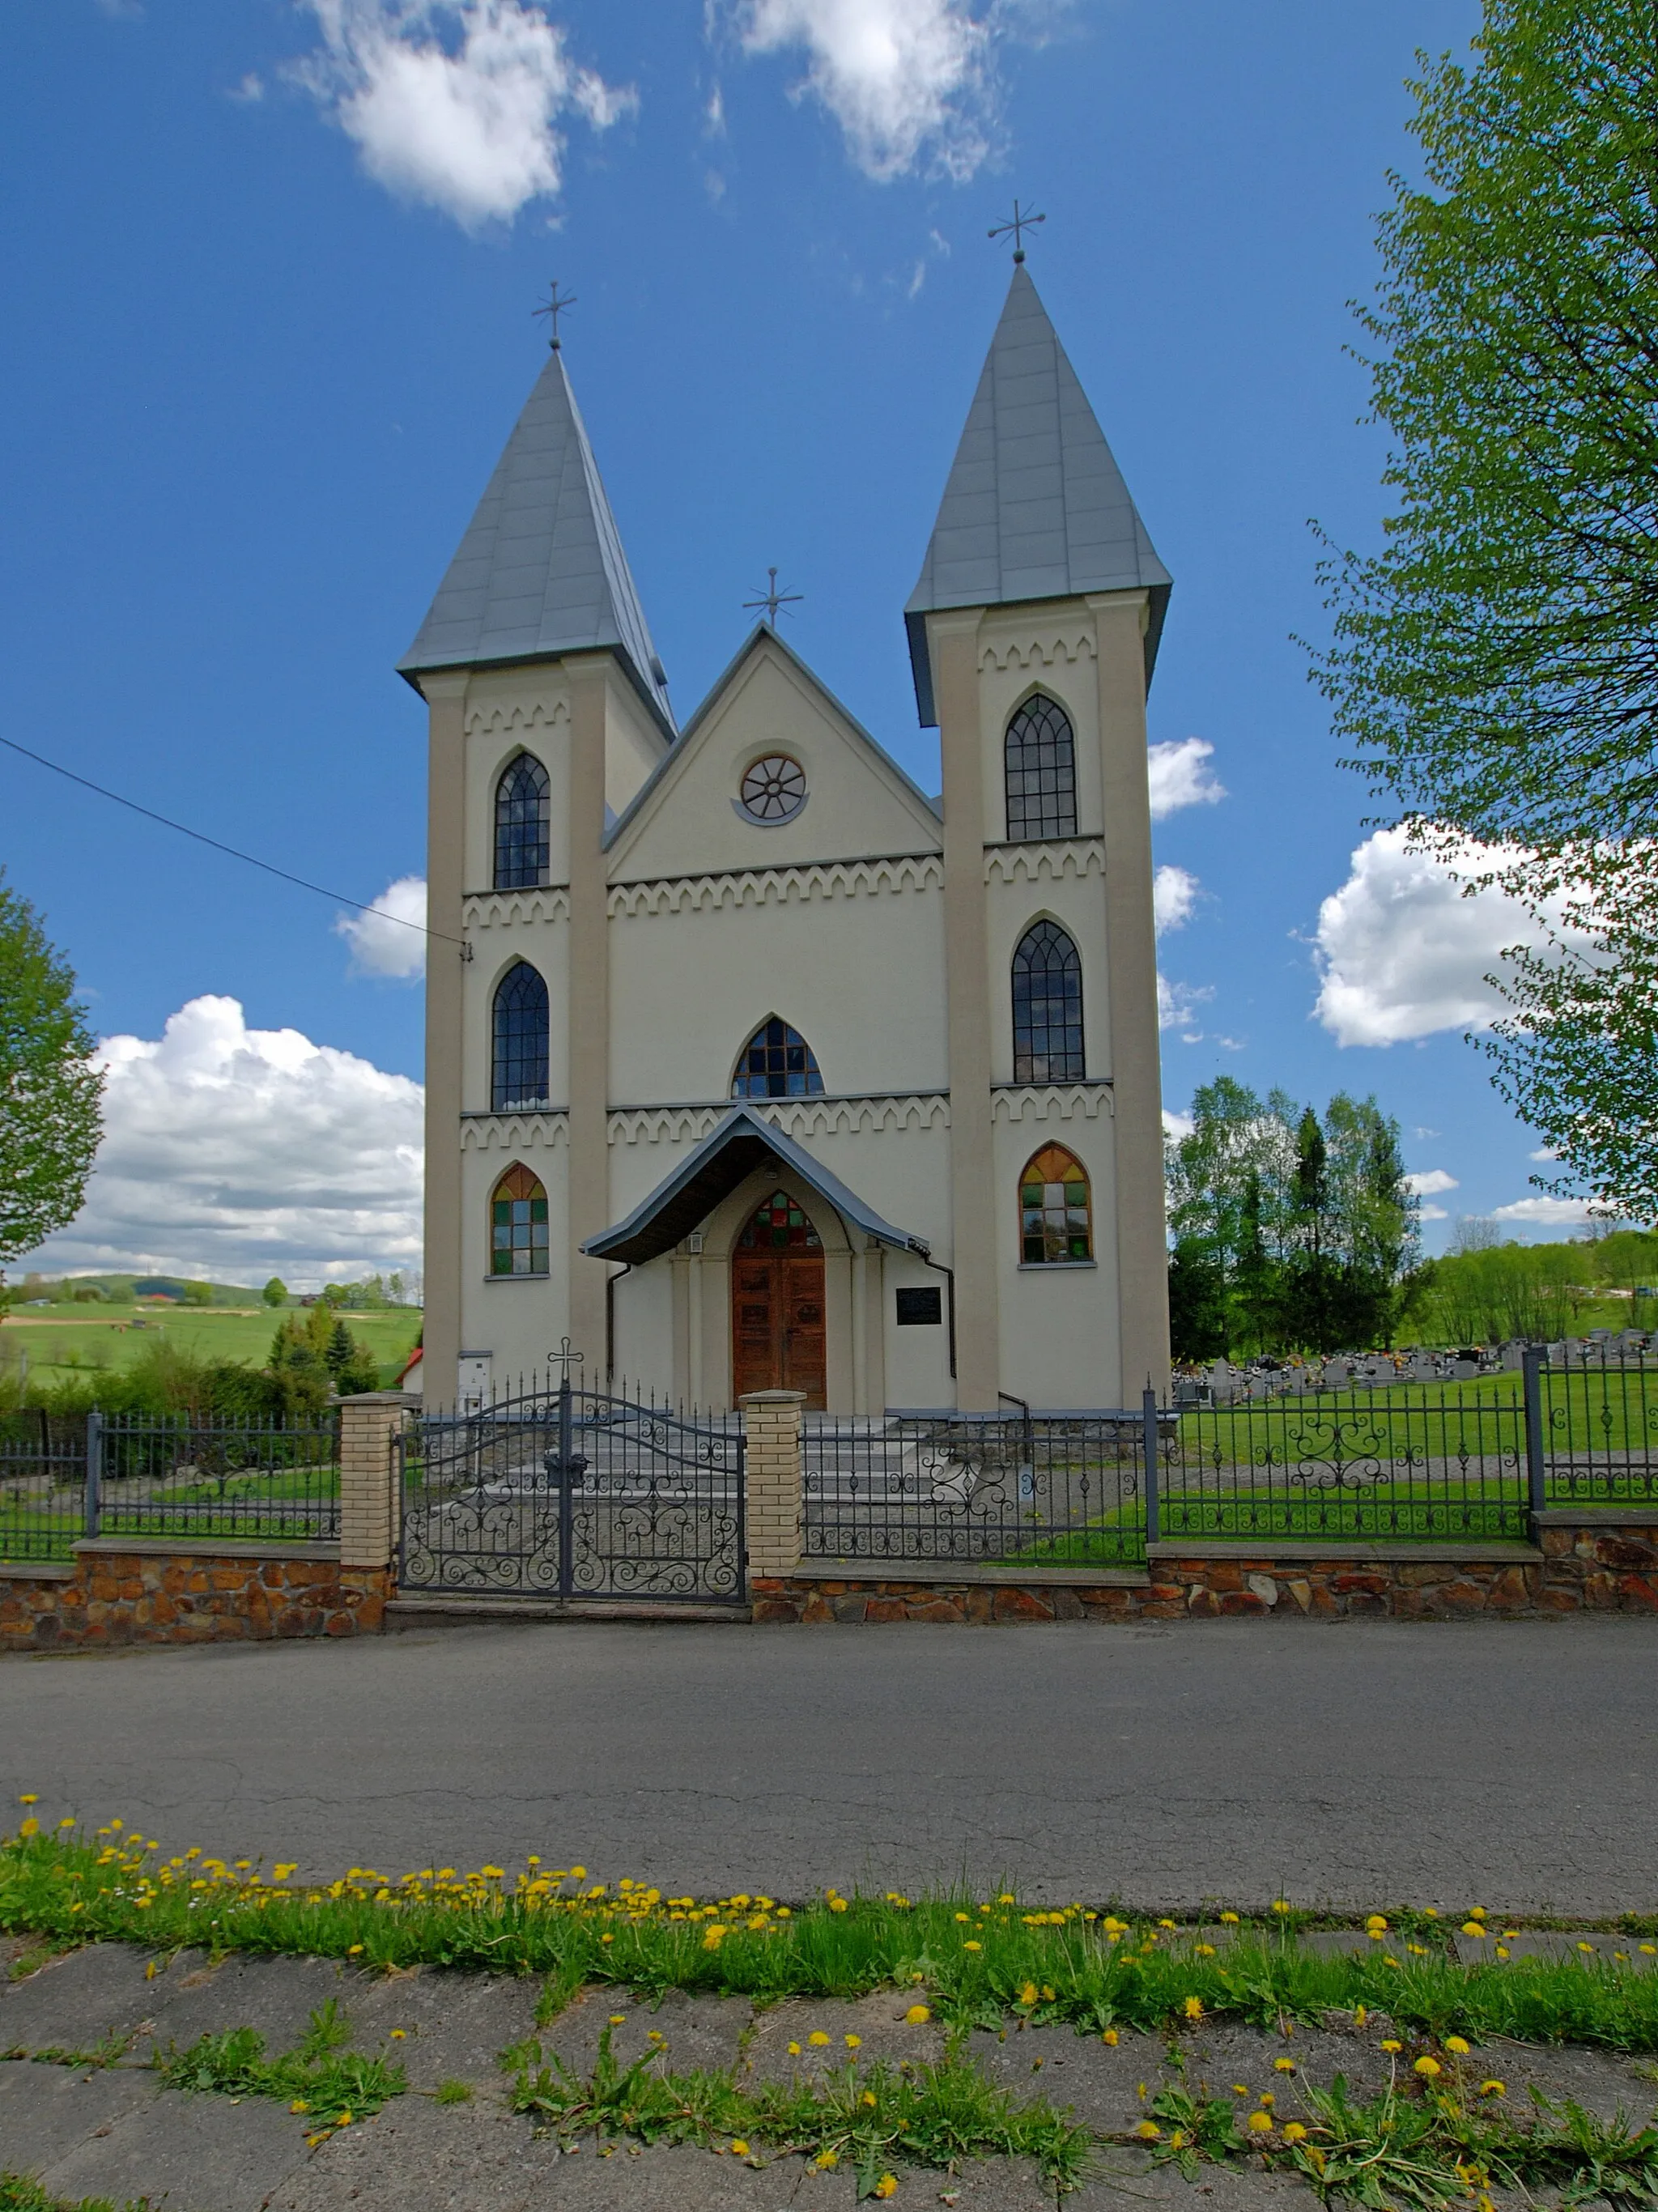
left=95, top=0, right=144, bottom=18
left=1153, top=863, right=1198, bottom=937
left=1312, top=827, right=1590, bottom=1048
left=730, top=0, right=995, bottom=181
left=1158, top=972, right=1211, bottom=1038
left=1163, top=1108, right=1194, bottom=1143
left=1418, top=1204, right=1450, bottom=1222
left=337, top=874, right=427, bottom=979
left=294, top=0, right=634, bottom=230
left=1405, top=1168, right=1459, bottom=1197
left=1530, top=1146, right=1563, bottom=1163
left=1147, top=737, right=1225, bottom=822
left=229, top=72, right=266, bottom=102
left=16, top=998, right=423, bottom=1291
left=1490, top=1195, right=1600, bottom=1230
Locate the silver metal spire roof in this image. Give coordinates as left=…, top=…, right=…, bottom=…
left=398, top=348, right=674, bottom=730
left=903, top=264, right=1171, bottom=725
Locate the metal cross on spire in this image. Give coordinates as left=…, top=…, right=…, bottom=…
left=988, top=199, right=1046, bottom=263
left=533, top=279, right=577, bottom=350
left=743, top=567, right=804, bottom=624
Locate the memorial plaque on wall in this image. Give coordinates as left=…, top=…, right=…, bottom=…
left=895, top=1287, right=942, bottom=1326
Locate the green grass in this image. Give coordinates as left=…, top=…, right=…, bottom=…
left=0, top=1308, right=422, bottom=1392
left=1, top=2182, right=151, bottom=2212
left=4, top=1821, right=1658, bottom=2055
left=504, top=2020, right=1093, bottom=2195
left=157, top=1997, right=405, bottom=2130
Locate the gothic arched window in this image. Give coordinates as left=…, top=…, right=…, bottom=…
left=732, top=1017, right=825, bottom=1099
left=491, top=1163, right=549, bottom=1276
left=1019, top=1145, right=1093, bottom=1265
left=1004, top=694, right=1078, bottom=842
left=495, top=754, right=550, bottom=890
left=492, top=961, right=550, bottom=1112
left=1012, top=921, right=1085, bottom=1083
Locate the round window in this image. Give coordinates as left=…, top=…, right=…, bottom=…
left=738, top=755, right=807, bottom=823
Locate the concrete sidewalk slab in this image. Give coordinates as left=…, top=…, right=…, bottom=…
left=1455, top=1931, right=1658, bottom=1969
left=0, top=2057, right=155, bottom=2172
left=138, top=1948, right=357, bottom=2061
left=1, top=1942, right=159, bottom=2055
left=342, top=1965, right=542, bottom=2088
left=37, top=2081, right=311, bottom=2212
left=268, top=2096, right=556, bottom=2212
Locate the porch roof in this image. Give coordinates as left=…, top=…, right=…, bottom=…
left=580, top=1103, right=932, bottom=1266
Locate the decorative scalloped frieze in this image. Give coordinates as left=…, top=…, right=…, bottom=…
left=609, top=1093, right=950, bottom=1146
left=460, top=1112, right=569, bottom=1152
left=463, top=695, right=570, bottom=737
left=608, top=854, right=943, bottom=918
left=462, top=887, right=571, bottom=928
left=991, top=1083, right=1114, bottom=1124
left=984, top=840, right=1105, bottom=886
left=979, top=632, right=1096, bottom=674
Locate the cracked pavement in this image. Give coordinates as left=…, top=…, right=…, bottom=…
left=1, top=1615, right=1655, bottom=1906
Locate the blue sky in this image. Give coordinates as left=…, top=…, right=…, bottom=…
left=7, top=0, right=1575, bottom=1287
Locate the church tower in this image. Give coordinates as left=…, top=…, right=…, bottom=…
left=904, top=263, right=1173, bottom=1402
left=400, top=342, right=675, bottom=1402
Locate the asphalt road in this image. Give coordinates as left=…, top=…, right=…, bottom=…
left=2, top=1616, right=1652, bottom=1912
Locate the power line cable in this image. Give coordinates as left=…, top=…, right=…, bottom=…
left=0, top=731, right=460, bottom=947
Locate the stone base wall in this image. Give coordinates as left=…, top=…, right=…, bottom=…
left=0, top=1546, right=392, bottom=1650
left=753, top=1522, right=1658, bottom=1623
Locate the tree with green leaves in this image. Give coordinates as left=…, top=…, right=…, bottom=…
left=0, top=872, right=104, bottom=1267
left=1312, top=0, right=1658, bottom=1217
left=262, top=1278, right=288, bottom=1308
left=1167, top=1083, right=1419, bottom=1356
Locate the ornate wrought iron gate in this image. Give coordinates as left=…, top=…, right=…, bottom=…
left=398, top=1379, right=746, bottom=1604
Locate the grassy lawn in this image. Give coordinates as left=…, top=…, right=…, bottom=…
left=0, top=1305, right=422, bottom=1390
left=1179, top=1368, right=1658, bottom=1462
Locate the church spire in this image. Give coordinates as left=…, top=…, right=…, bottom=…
left=399, top=347, right=674, bottom=731
left=903, top=265, right=1171, bottom=726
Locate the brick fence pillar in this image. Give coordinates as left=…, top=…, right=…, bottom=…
left=338, top=1391, right=418, bottom=1570
left=740, top=1389, right=806, bottom=1578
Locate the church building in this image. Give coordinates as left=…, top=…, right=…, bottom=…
left=402, top=265, right=1172, bottom=1414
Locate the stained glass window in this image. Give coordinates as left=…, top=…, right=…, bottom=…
left=491, top=1162, right=549, bottom=1276
left=738, top=1189, right=823, bottom=1249
left=732, top=1017, right=825, bottom=1098
left=1019, top=1146, right=1092, bottom=1265
left=492, top=960, right=550, bottom=1112
left=1005, top=695, right=1078, bottom=842
left=1012, top=921, right=1085, bottom=1083
left=495, top=754, right=550, bottom=890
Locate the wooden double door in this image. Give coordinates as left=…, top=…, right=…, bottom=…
left=731, top=1248, right=827, bottom=1408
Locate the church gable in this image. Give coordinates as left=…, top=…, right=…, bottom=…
left=606, top=628, right=942, bottom=885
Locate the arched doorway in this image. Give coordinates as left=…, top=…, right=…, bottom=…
left=730, top=1189, right=827, bottom=1408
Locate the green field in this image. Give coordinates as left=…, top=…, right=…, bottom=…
left=0, top=1304, right=423, bottom=1391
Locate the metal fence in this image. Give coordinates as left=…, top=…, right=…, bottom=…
left=802, top=1410, right=1148, bottom=1567
left=93, top=1414, right=340, bottom=1543
left=1, top=1411, right=340, bottom=1559
left=1536, top=1346, right=1658, bottom=1507
left=1156, top=1383, right=1529, bottom=1542
left=0, top=1414, right=91, bottom=1562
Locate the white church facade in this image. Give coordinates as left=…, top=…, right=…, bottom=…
left=402, top=266, right=1172, bottom=1414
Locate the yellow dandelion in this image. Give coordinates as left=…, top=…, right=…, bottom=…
left=1246, top=2111, right=1273, bottom=2133
left=389, top=2029, right=406, bottom=2040
left=788, top=2040, right=801, bottom=2056
left=1219, top=1911, right=1240, bottom=1925
left=815, top=2150, right=839, bottom=2170
left=809, top=2031, right=831, bottom=2047
left=1445, top=2036, right=1470, bottom=2056
left=904, top=2005, right=931, bottom=2023
left=861, top=2090, right=878, bottom=2108
left=963, top=1940, right=982, bottom=1953
left=1274, top=2058, right=1295, bottom=2073
left=609, top=2014, right=627, bottom=2026
left=1102, top=2029, right=1119, bottom=2046
left=1381, top=2040, right=1402, bottom=2053
left=829, top=1898, right=849, bottom=1914
left=1282, top=2123, right=1307, bottom=2142
left=1461, top=1922, right=1487, bottom=1938
left=1019, top=1981, right=1039, bottom=2007
left=1134, top=2121, right=1162, bottom=2140
left=873, top=2176, right=898, bottom=2200
left=1414, top=2057, right=1441, bottom=2078
left=291, top=2099, right=310, bottom=2114
left=1479, top=2080, right=1506, bottom=2098
left=1183, top=1997, right=1204, bottom=2020
left=844, top=2033, right=861, bottom=2049
left=729, top=2139, right=750, bottom=2157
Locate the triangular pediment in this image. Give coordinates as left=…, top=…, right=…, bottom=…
left=605, top=626, right=942, bottom=882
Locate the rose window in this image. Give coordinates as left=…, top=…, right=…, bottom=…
left=738, top=755, right=807, bottom=823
